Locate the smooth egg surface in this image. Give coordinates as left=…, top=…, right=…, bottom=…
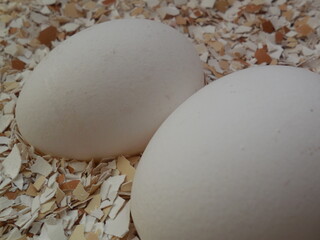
left=131, top=66, right=320, bottom=240
left=16, top=19, right=204, bottom=160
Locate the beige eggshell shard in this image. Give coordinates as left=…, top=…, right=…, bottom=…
left=131, top=66, right=320, bottom=240
left=15, top=19, right=204, bottom=160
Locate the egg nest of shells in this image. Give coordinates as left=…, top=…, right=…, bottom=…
left=1, top=0, right=320, bottom=239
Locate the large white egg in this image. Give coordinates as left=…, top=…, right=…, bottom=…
left=131, top=66, right=320, bottom=240
left=16, top=19, right=203, bottom=160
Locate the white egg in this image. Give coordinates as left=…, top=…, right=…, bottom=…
left=131, top=66, right=320, bottom=240
left=16, top=19, right=203, bottom=160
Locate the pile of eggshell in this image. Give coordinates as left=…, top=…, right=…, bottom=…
left=16, top=19, right=320, bottom=240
